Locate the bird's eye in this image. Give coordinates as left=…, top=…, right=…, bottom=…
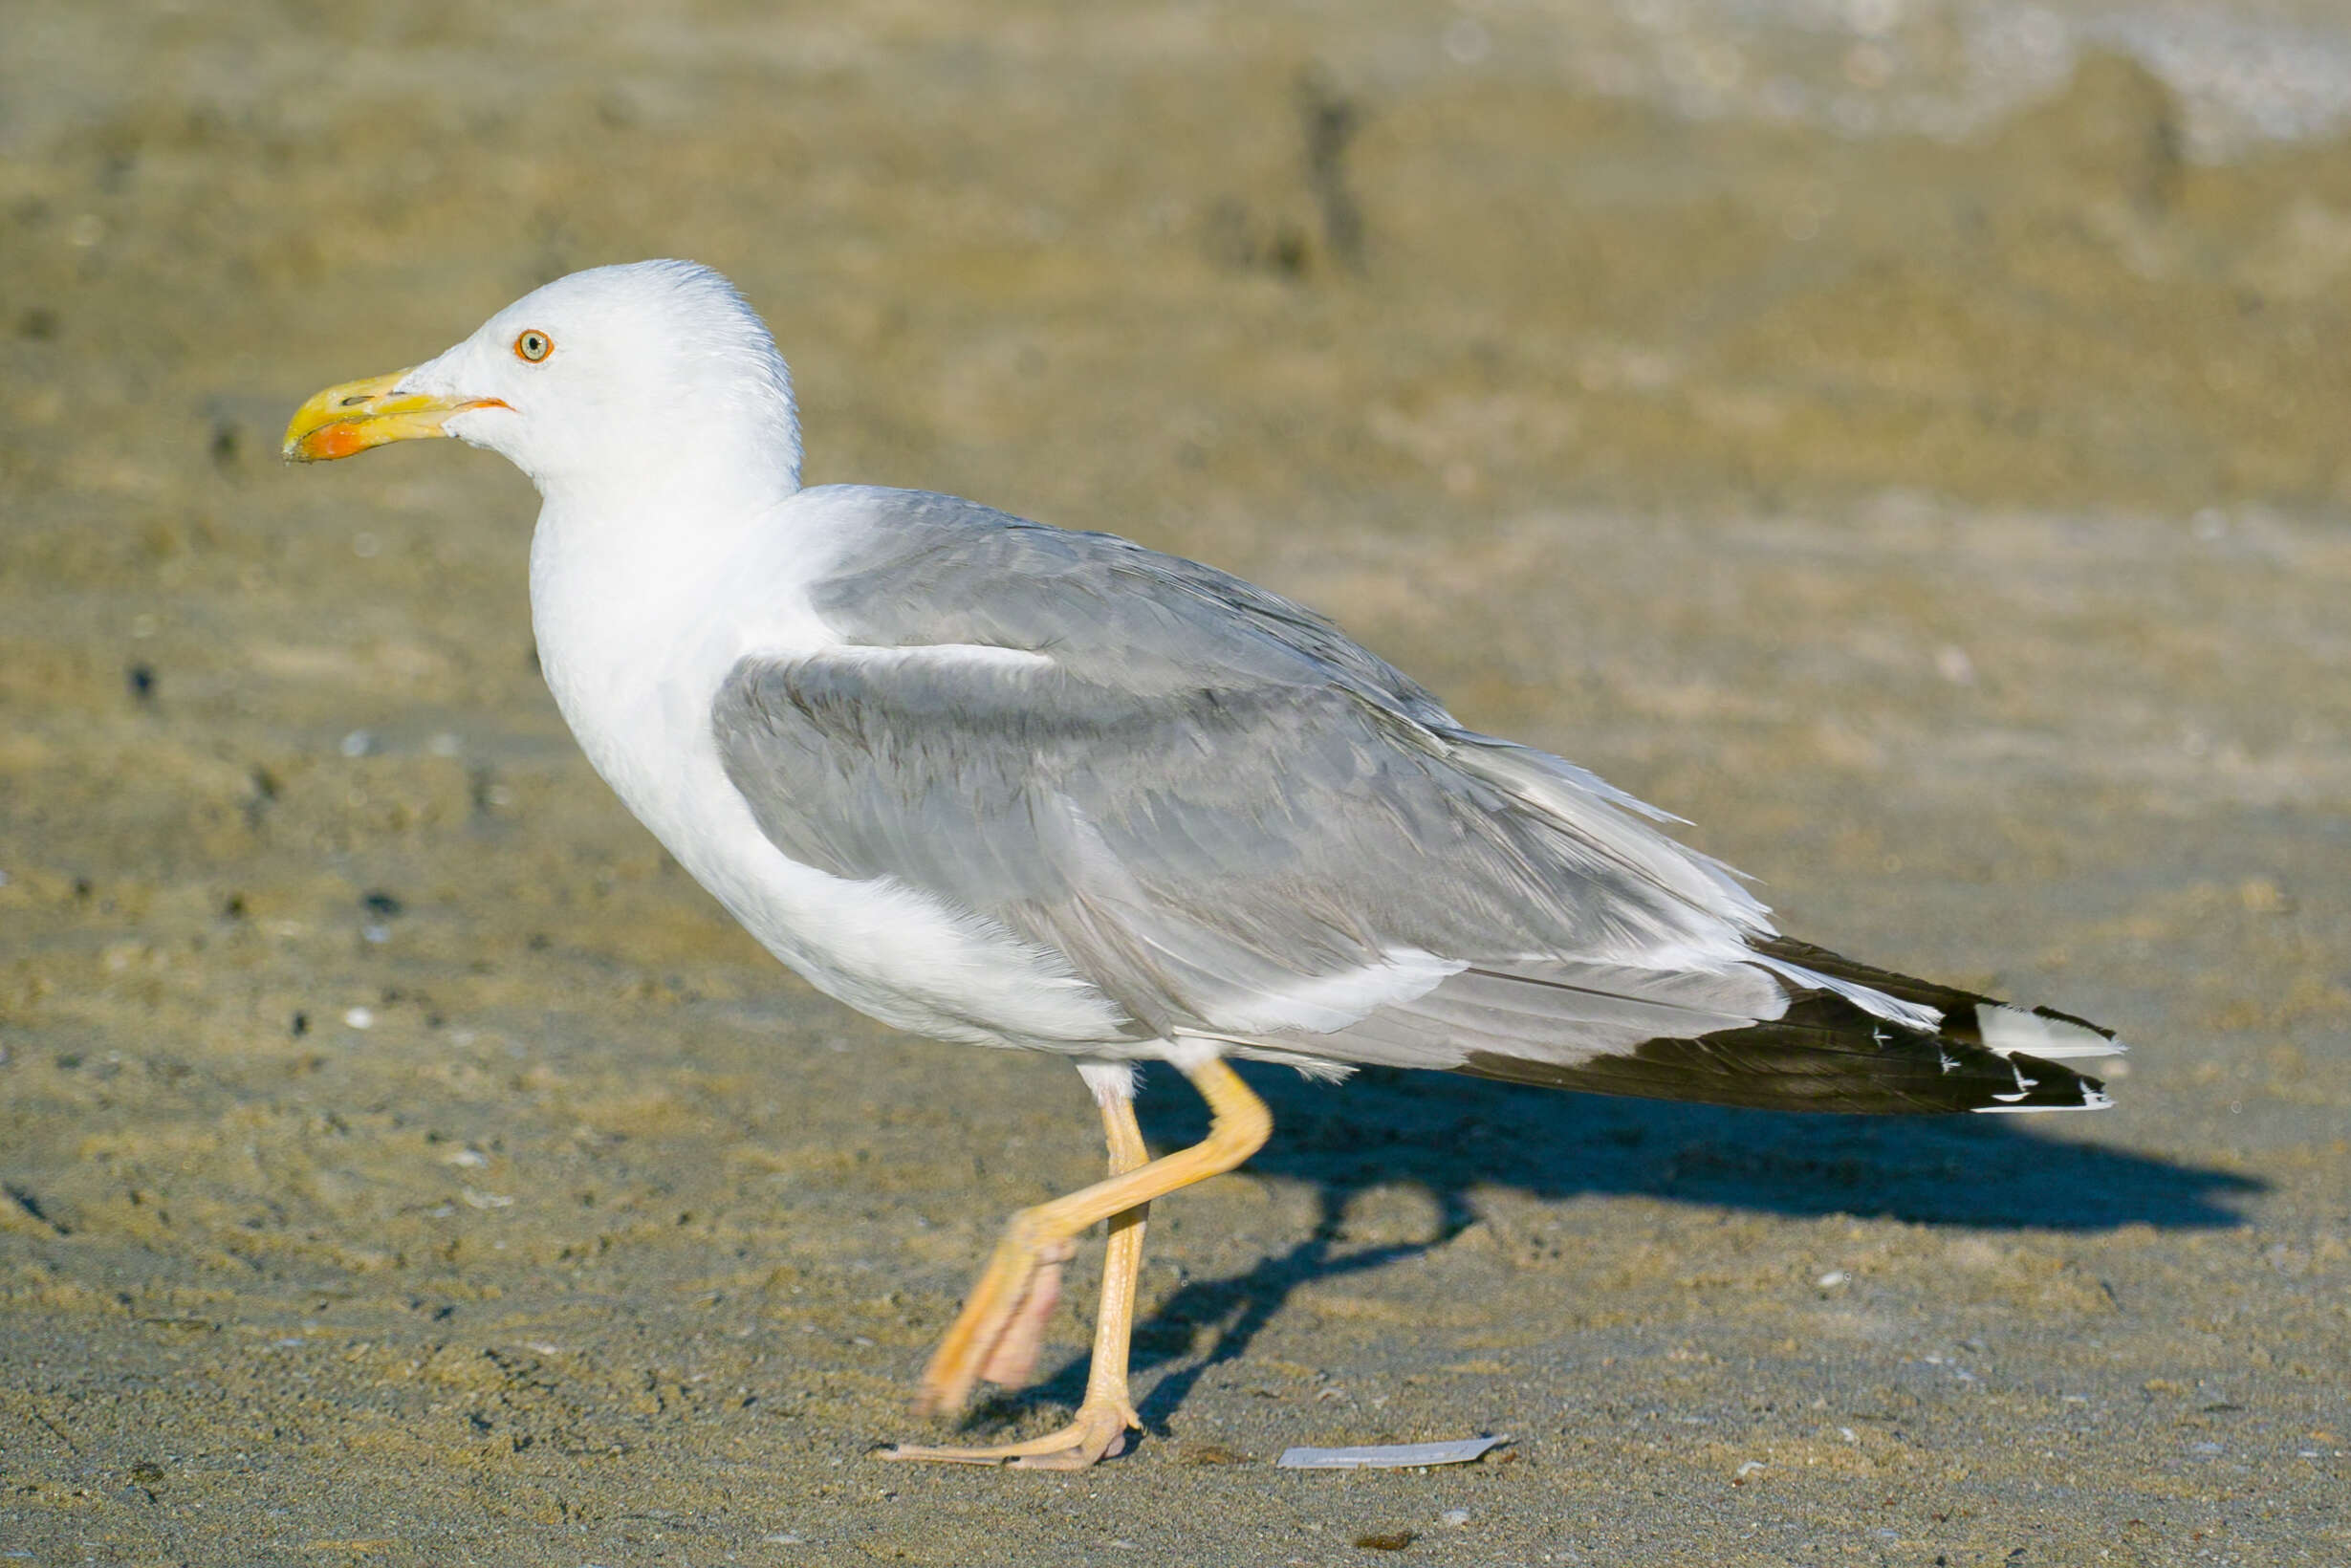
left=513, top=329, right=554, bottom=363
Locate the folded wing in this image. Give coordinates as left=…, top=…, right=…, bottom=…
left=711, top=489, right=2117, bottom=1113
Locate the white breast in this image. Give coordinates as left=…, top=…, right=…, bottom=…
left=525, top=488, right=1133, bottom=1052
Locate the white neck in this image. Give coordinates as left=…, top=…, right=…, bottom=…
left=527, top=470, right=796, bottom=779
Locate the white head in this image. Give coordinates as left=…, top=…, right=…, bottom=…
left=284, top=260, right=802, bottom=514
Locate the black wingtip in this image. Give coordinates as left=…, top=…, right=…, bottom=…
left=1455, top=979, right=2119, bottom=1118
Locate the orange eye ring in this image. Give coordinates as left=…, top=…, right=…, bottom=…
left=513, top=329, right=554, bottom=363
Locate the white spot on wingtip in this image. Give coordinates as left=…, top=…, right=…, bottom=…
left=1973, top=1094, right=2113, bottom=1115
left=1975, top=1003, right=2122, bottom=1061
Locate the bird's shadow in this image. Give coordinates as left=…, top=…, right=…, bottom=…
left=976, top=1060, right=2262, bottom=1432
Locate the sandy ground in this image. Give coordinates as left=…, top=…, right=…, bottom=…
left=3, top=4, right=2348, bottom=1564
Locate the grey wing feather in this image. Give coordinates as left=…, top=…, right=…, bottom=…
left=801, top=488, right=1458, bottom=720
left=712, top=487, right=1782, bottom=1065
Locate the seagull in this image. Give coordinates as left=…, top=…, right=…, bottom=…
left=285, top=259, right=2121, bottom=1469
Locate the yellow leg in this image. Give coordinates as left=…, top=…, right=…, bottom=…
left=882, top=1055, right=1271, bottom=1469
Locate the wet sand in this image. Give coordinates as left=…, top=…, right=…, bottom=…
left=3, top=4, right=2347, bottom=1564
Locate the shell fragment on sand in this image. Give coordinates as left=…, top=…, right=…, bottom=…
left=1275, top=1436, right=1510, bottom=1470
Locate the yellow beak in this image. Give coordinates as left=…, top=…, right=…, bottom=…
left=281, top=370, right=508, bottom=462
